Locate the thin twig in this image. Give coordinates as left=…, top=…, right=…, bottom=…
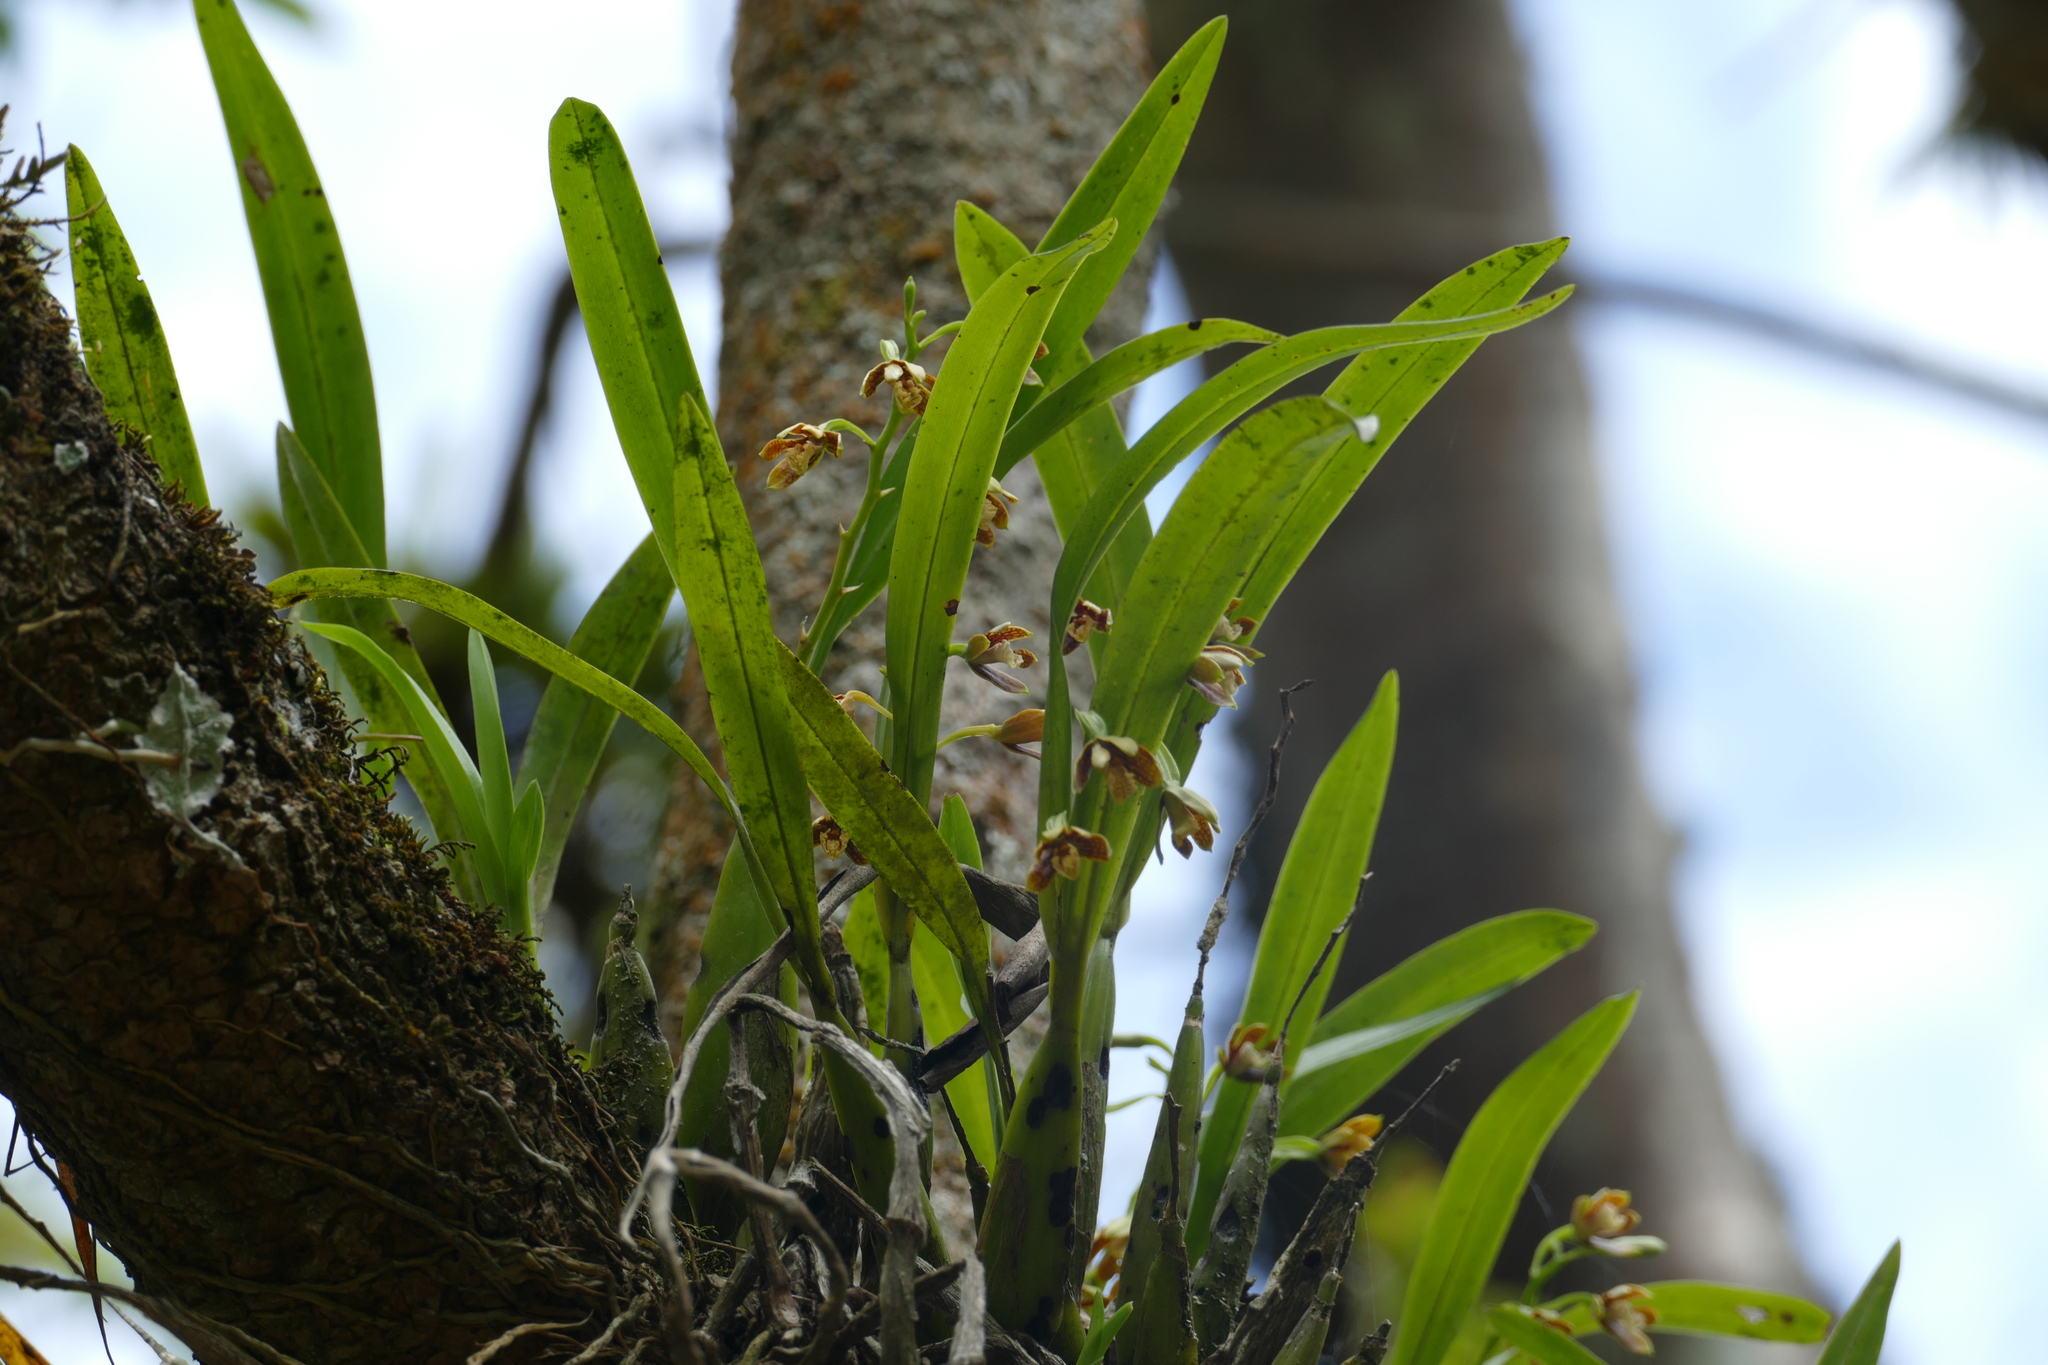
left=1196, top=680, right=1309, bottom=986
left=0, top=1179, right=84, bottom=1275
left=1279, top=877, right=1367, bottom=1046
left=1380, top=1061, right=1460, bottom=1146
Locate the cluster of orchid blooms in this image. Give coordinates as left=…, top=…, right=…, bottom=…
left=757, top=329, right=1238, bottom=894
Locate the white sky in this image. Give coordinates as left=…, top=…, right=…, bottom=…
left=4, top=1, right=2044, bottom=1361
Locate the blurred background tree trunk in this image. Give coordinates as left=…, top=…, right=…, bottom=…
left=1141, top=0, right=1811, bottom=1310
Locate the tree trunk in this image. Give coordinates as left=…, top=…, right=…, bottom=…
left=0, top=212, right=646, bottom=1365
left=1142, top=0, right=1809, bottom=1305
left=651, top=0, right=1153, bottom=1222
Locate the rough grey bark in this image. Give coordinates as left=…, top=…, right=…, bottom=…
left=0, top=212, right=649, bottom=1365
left=651, top=0, right=1153, bottom=1241
left=1142, top=0, right=1808, bottom=1309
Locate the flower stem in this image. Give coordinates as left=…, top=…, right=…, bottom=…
left=803, top=408, right=908, bottom=672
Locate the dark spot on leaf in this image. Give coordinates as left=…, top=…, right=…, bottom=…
left=1026, top=1095, right=1047, bottom=1128
left=1025, top=285, right=1040, bottom=295
left=593, top=993, right=610, bottom=1039
left=1187, top=319, right=1203, bottom=330
left=1044, top=1062, right=1075, bottom=1113
left=1465, top=266, right=1476, bottom=275
left=1048, top=1165, right=1078, bottom=1226
left=639, top=998, right=659, bottom=1035
left=1098, top=1043, right=1110, bottom=1078
left=566, top=137, right=607, bottom=165
left=944, top=599, right=959, bottom=616
left=1171, top=93, right=1181, bottom=104
left=872, top=1116, right=889, bottom=1139
left=123, top=294, right=159, bottom=341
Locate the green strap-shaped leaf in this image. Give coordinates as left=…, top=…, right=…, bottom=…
left=956, top=203, right=1151, bottom=620
left=1188, top=673, right=1398, bottom=1253
left=266, top=567, right=772, bottom=895
left=1235, top=239, right=1573, bottom=624
left=1050, top=299, right=1569, bottom=645
left=883, top=222, right=1115, bottom=803
left=1487, top=1305, right=1609, bottom=1365
left=1280, top=910, right=1596, bottom=1142
left=517, top=534, right=675, bottom=915
left=1033, top=16, right=1225, bottom=360
left=1815, top=1245, right=1900, bottom=1365
left=275, top=427, right=469, bottom=871
left=934, top=795, right=1000, bottom=1164
left=665, top=395, right=818, bottom=934
left=65, top=146, right=208, bottom=505
left=1043, top=397, right=1354, bottom=903
left=549, top=100, right=817, bottom=968
left=547, top=97, right=713, bottom=576
left=466, top=628, right=537, bottom=944
left=196, top=0, right=383, bottom=565
left=1386, top=993, right=1638, bottom=1365
left=775, top=642, right=1008, bottom=1080
left=993, top=318, right=1278, bottom=479
left=1549, top=1281, right=1831, bottom=1344
left=297, top=619, right=487, bottom=872
left=1291, top=990, right=1511, bottom=1078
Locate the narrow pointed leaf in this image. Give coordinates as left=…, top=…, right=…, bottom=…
left=884, top=221, right=1116, bottom=804
left=1386, top=993, right=1638, bottom=1365
left=1032, top=16, right=1226, bottom=359
left=547, top=97, right=713, bottom=576
left=549, top=100, right=817, bottom=968
left=1281, top=910, right=1596, bottom=1141
left=1192, top=675, right=1396, bottom=1244
left=468, top=629, right=514, bottom=855
left=265, top=567, right=763, bottom=881
left=196, top=0, right=383, bottom=563
left=516, top=533, right=675, bottom=913
left=994, top=318, right=1278, bottom=478
left=1049, top=297, right=1570, bottom=652
left=1815, top=1244, right=1900, bottom=1365
left=65, top=146, right=208, bottom=504
left=1488, top=1305, right=1609, bottom=1365
left=1235, top=239, right=1574, bottom=624
left=1043, top=397, right=1354, bottom=909
left=1549, top=1282, right=1831, bottom=1345
left=776, top=642, right=1008, bottom=1076
left=298, top=619, right=486, bottom=869
left=956, top=202, right=1153, bottom=622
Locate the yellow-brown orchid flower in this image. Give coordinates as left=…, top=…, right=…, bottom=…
left=1063, top=599, right=1113, bottom=655
left=1218, top=1022, right=1281, bottom=1083
left=1163, top=777, right=1220, bottom=856
left=965, top=623, right=1038, bottom=693
left=1315, top=1114, right=1384, bottom=1178
left=1597, top=1285, right=1657, bottom=1355
left=993, top=708, right=1045, bottom=757
left=1026, top=816, right=1112, bottom=892
left=811, top=815, right=866, bottom=866
left=757, top=422, right=842, bottom=490
left=1188, top=642, right=1254, bottom=708
left=975, top=477, right=1020, bottom=548
left=1075, top=734, right=1162, bottom=803
left=1572, top=1189, right=1642, bottom=1241
left=1211, top=597, right=1259, bottom=644
left=860, top=353, right=933, bottom=416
